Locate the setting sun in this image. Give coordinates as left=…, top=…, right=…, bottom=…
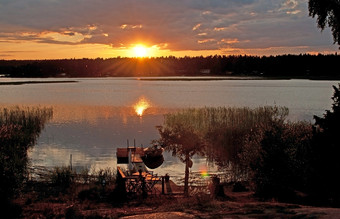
left=133, top=45, right=148, bottom=57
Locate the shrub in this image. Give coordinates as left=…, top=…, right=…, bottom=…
left=232, top=181, right=248, bottom=192
left=50, top=166, right=75, bottom=191
left=94, top=167, right=116, bottom=186
left=240, top=121, right=313, bottom=200
left=65, top=205, right=83, bottom=219
left=79, top=167, right=90, bottom=184
left=78, top=187, right=100, bottom=201
left=0, top=106, right=52, bottom=204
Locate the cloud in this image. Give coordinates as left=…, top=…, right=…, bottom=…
left=0, top=0, right=338, bottom=55
left=192, top=24, right=201, bottom=31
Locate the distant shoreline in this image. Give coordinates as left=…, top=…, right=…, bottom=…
left=0, top=80, right=78, bottom=86
left=134, top=76, right=340, bottom=81
left=1, top=76, right=340, bottom=84
left=136, top=76, right=264, bottom=81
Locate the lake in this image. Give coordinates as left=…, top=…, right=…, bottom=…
left=0, top=77, right=339, bottom=181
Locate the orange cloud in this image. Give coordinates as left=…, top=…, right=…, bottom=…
left=221, top=38, right=239, bottom=44
left=214, top=27, right=226, bottom=31
left=198, top=39, right=215, bottom=44
left=192, top=24, right=201, bottom=31
left=120, top=24, right=143, bottom=30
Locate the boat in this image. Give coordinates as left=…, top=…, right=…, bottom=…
left=116, top=144, right=164, bottom=173
left=142, top=144, right=164, bottom=169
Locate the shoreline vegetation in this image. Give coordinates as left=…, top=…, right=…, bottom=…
left=1, top=84, right=340, bottom=217
left=0, top=106, right=53, bottom=217
left=15, top=171, right=340, bottom=218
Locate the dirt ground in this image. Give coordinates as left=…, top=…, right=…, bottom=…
left=13, top=182, right=340, bottom=218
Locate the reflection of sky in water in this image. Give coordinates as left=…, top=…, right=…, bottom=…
left=2, top=78, right=339, bottom=181
left=32, top=105, right=161, bottom=165
left=29, top=104, right=217, bottom=180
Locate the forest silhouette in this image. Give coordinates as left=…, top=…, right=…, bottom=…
left=1, top=54, right=339, bottom=78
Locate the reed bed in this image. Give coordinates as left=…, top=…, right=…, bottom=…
left=164, top=106, right=288, bottom=132
left=0, top=106, right=53, bottom=203
left=27, top=166, right=116, bottom=185
left=0, top=106, right=53, bottom=146
left=162, top=106, right=289, bottom=168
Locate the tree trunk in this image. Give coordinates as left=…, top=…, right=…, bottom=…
left=184, top=153, right=189, bottom=196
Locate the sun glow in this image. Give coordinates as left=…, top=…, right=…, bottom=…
left=200, top=166, right=210, bottom=178
left=134, top=97, right=150, bottom=116
left=133, top=45, right=148, bottom=57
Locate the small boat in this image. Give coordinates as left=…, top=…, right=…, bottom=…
left=116, top=144, right=164, bottom=172
left=142, top=144, right=164, bottom=169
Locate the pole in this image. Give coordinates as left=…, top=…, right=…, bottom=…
left=70, top=154, right=72, bottom=170
left=162, top=176, right=165, bottom=194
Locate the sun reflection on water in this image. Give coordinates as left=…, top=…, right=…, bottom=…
left=134, top=97, right=150, bottom=116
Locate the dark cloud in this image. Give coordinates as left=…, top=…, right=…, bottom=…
left=0, top=0, right=338, bottom=54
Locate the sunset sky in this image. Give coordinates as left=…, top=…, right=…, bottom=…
left=0, top=0, right=339, bottom=60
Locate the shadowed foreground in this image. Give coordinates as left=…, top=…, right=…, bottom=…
left=15, top=182, right=340, bottom=219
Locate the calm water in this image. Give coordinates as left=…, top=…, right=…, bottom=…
left=0, top=77, right=339, bottom=180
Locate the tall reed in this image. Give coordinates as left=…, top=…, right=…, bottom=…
left=162, top=106, right=289, bottom=166
left=0, top=106, right=53, bottom=203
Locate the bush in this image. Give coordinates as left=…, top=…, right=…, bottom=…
left=232, top=181, right=248, bottom=192
left=240, top=121, right=313, bottom=200
left=50, top=166, right=75, bottom=191
left=0, top=107, right=52, bottom=204
left=78, top=187, right=100, bottom=201
left=65, top=205, right=83, bottom=219
left=94, top=167, right=116, bottom=186
left=79, top=167, right=90, bottom=184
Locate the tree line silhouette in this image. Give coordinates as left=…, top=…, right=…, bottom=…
left=0, top=54, right=339, bottom=78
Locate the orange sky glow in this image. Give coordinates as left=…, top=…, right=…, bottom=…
left=0, top=0, right=339, bottom=60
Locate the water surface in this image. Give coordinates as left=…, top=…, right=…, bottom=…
left=0, top=77, right=338, bottom=180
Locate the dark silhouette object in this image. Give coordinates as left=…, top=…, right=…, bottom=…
left=309, top=0, right=340, bottom=46
left=78, top=187, right=101, bottom=201
left=64, top=205, right=82, bottom=219
left=115, top=167, right=127, bottom=199
left=310, top=84, right=340, bottom=205
left=141, top=144, right=164, bottom=169
left=164, top=174, right=172, bottom=194
left=210, top=176, right=226, bottom=199
left=232, top=181, right=249, bottom=192
left=142, top=156, right=164, bottom=169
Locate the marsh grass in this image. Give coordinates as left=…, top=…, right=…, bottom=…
left=163, top=106, right=288, bottom=167
left=158, top=106, right=288, bottom=196
left=50, top=166, right=75, bottom=191
left=0, top=106, right=53, bottom=205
